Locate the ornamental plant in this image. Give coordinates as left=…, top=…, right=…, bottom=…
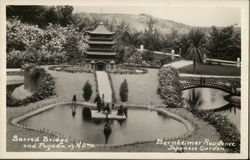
left=82, top=80, right=93, bottom=101
left=7, top=19, right=87, bottom=68
left=187, top=106, right=240, bottom=153
left=158, top=66, right=183, bottom=107
left=7, top=50, right=24, bottom=68
left=119, top=79, right=128, bottom=102
left=7, top=19, right=44, bottom=52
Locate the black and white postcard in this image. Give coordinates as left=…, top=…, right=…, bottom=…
left=0, top=0, right=249, bottom=159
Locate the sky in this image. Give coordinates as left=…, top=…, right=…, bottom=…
left=73, top=5, right=241, bottom=27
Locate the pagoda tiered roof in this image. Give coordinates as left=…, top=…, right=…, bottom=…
left=88, top=40, right=116, bottom=45
left=86, top=21, right=117, bottom=58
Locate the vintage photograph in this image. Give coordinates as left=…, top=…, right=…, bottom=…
left=2, top=0, right=249, bottom=159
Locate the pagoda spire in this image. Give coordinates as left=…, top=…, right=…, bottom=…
left=100, top=8, right=103, bottom=22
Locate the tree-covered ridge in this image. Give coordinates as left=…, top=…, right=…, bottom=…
left=6, top=6, right=241, bottom=68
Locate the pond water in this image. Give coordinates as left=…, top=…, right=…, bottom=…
left=20, top=105, right=187, bottom=145
left=183, top=88, right=240, bottom=130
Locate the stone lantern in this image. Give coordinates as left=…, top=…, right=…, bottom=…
left=91, top=60, right=95, bottom=70
left=237, top=57, right=241, bottom=67
left=171, top=50, right=175, bottom=61
left=140, top=45, right=144, bottom=52
left=110, top=60, right=115, bottom=70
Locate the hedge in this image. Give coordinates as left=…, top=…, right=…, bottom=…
left=188, top=107, right=240, bottom=153
left=7, top=65, right=55, bottom=107
left=157, top=66, right=183, bottom=108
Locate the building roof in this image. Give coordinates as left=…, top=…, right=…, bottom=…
left=88, top=22, right=115, bottom=35
left=86, top=51, right=117, bottom=56
left=88, top=40, right=116, bottom=45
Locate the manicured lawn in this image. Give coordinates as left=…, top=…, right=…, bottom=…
left=178, top=64, right=240, bottom=76
left=111, top=69, right=162, bottom=105
left=46, top=68, right=96, bottom=102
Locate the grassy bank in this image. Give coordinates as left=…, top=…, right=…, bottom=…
left=178, top=63, right=240, bottom=76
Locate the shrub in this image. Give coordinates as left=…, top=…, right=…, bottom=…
left=119, top=79, right=128, bottom=102
left=142, top=50, right=154, bottom=62
left=23, top=49, right=67, bottom=65
left=7, top=50, right=24, bottom=68
left=65, top=35, right=83, bottom=62
left=7, top=48, right=67, bottom=68
left=6, top=19, right=87, bottom=67
left=7, top=19, right=44, bottom=52
left=7, top=64, right=55, bottom=107
left=158, top=66, right=183, bottom=107
left=82, top=80, right=93, bottom=101
left=187, top=106, right=240, bottom=153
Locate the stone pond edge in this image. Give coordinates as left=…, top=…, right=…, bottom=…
left=10, top=102, right=196, bottom=148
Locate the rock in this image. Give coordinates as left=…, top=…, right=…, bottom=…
left=11, top=85, right=33, bottom=100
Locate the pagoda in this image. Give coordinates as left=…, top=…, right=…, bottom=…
left=85, top=22, right=117, bottom=71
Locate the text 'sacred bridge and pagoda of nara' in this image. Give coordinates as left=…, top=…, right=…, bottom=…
left=85, top=22, right=118, bottom=71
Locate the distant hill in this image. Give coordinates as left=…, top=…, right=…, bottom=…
left=77, top=12, right=192, bottom=34
left=76, top=12, right=240, bottom=35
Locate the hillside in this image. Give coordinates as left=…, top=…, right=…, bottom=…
left=77, top=12, right=192, bottom=34
left=76, top=12, right=241, bottom=35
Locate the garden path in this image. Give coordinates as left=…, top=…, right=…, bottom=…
left=95, top=71, right=112, bottom=103
left=163, top=60, right=193, bottom=69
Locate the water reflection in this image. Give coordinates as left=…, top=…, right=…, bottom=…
left=185, top=89, right=203, bottom=111
left=103, top=123, right=112, bottom=144
left=20, top=105, right=187, bottom=145
left=213, top=103, right=240, bottom=113
left=183, top=88, right=241, bottom=130
left=117, top=119, right=126, bottom=126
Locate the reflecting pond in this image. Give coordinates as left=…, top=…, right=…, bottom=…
left=183, top=88, right=240, bottom=130
left=20, top=105, right=187, bottom=145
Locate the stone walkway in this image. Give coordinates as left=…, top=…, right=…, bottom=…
left=95, top=71, right=112, bottom=103
left=163, top=60, right=193, bottom=69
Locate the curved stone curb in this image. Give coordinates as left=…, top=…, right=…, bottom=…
left=48, top=65, right=94, bottom=74
left=10, top=102, right=196, bottom=148
left=10, top=102, right=96, bottom=126
left=47, top=65, right=148, bottom=75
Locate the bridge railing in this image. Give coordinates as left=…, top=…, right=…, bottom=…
left=180, top=79, right=238, bottom=95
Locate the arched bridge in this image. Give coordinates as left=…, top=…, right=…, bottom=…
left=181, top=80, right=239, bottom=95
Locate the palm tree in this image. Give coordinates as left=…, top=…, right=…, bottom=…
left=186, top=28, right=208, bottom=73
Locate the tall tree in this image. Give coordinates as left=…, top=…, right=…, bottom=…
left=6, top=6, right=47, bottom=27
left=145, top=16, right=156, bottom=32
left=64, top=35, right=82, bottom=62
left=57, top=6, right=74, bottom=27
left=186, top=28, right=208, bottom=73
left=207, top=26, right=241, bottom=61
left=6, top=5, right=74, bottom=28
left=175, top=35, right=189, bottom=59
